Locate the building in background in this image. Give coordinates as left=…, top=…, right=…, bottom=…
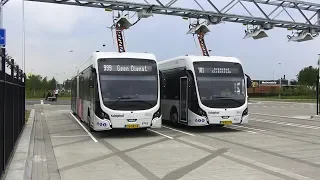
left=247, top=78, right=296, bottom=96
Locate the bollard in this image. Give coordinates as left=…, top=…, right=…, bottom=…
left=40, top=100, right=43, bottom=105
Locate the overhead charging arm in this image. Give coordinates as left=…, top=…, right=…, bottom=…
left=197, top=32, right=209, bottom=56
left=115, top=28, right=126, bottom=53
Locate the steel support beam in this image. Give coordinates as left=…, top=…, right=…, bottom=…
left=27, top=0, right=320, bottom=32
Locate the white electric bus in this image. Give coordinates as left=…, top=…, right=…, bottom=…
left=71, top=52, right=162, bottom=131
left=158, top=55, right=252, bottom=127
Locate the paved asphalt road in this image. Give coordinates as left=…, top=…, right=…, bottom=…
left=26, top=99, right=70, bottom=105
left=23, top=101, right=320, bottom=180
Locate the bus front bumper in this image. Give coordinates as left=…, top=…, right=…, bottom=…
left=150, top=116, right=162, bottom=128
left=92, top=115, right=162, bottom=131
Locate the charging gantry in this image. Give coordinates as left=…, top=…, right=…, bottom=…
left=17, top=0, right=320, bottom=44
left=107, top=7, right=153, bottom=53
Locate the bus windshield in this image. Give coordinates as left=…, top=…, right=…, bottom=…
left=193, top=61, right=246, bottom=108
left=98, top=58, right=158, bottom=110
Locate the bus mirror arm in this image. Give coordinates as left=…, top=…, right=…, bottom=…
left=91, top=67, right=96, bottom=73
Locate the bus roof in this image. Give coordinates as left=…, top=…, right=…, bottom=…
left=158, top=55, right=242, bottom=71
left=158, top=55, right=241, bottom=65
left=92, top=51, right=156, bottom=60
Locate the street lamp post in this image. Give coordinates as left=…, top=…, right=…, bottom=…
left=278, top=62, right=282, bottom=99
left=273, top=70, right=274, bottom=81
left=317, top=54, right=320, bottom=115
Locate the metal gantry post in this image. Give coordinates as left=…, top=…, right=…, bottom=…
left=317, top=10, right=320, bottom=115
left=0, top=47, right=4, bottom=177
left=1, top=47, right=5, bottom=175
left=318, top=54, right=320, bottom=115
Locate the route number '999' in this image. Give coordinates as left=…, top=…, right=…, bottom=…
left=103, top=65, right=112, bottom=71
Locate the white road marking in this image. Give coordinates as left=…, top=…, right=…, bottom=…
left=250, top=112, right=311, bottom=120
left=178, top=137, right=315, bottom=180
left=224, top=152, right=316, bottom=180
left=162, top=126, right=195, bottom=136
left=254, top=100, right=315, bottom=105
left=251, top=118, right=320, bottom=130
left=58, top=110, right=72, bottom=112
left=231, top=124, right=266, bottom=132
left=51, top=135, right=89, bottom=138
left=228, top=126, right=257, bottom=134
left=69, top=112, right=98, bottom=143
left=148, top=129, right=174, bottom=139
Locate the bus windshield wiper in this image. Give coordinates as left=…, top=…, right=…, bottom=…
left=109, top=96, right=133, bottom=107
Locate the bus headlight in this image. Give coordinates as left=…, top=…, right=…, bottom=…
left=242, top=107, right=248, bottom=116
left=98, top=112, right=110, bottom=120
left=152, top=107, right=161, bottom=119
left=198, top=108, right=207, bottom=117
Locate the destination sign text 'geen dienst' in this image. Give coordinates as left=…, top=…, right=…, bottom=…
left=103, top=65, right=153, bottom=72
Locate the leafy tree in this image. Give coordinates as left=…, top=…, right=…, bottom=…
left=297, top=66, right=318, bottom=86
left=48, top=77, right=57, bottom=90
left=63, top=79, right=71, bottom=90
left=42, top=77, right=49, bottom=90
left=26, top=74, right=43, bottom=95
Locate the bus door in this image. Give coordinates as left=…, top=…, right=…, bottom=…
left=179, top=77, right=188, bottom=123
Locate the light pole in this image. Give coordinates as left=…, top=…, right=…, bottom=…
left=278, top=62, right=282, bottom=99
left=317, top=54, right=320, bottom=115
left=273, top=70, right=274, bottom=81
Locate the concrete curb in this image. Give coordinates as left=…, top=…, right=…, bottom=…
left=310, top=115, right=320, bottom=120
left=2, top=109, right=35, bottom=180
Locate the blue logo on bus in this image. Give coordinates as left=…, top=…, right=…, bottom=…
left=195, top=119, right=205, bottom=122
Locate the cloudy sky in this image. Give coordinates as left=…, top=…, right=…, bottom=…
left=3, top=0, right=320, bottom=82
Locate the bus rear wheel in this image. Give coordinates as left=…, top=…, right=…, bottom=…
left=170, top=110, right=178, bottom=125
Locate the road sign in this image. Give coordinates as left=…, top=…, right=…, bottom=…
left=0, top=28, right=6, bottom=46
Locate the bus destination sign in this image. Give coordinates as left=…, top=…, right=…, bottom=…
left=197, top=67, right=239, bottom=74
left=102, top=65, right=153, bottom=72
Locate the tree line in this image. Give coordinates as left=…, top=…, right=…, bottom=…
left=26, top=73, right=71, bottom=98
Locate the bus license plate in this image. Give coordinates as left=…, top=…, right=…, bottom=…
left=220, top=120, right=232, bottom=125
left=125, top=124, right=140, bottom=129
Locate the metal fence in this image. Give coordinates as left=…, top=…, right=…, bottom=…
left=0, top=48, right=26, bottom=178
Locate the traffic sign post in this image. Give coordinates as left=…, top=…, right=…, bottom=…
left=0, top=28, right=6, bottom=46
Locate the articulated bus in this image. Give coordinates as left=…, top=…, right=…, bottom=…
left=158, top=55, right=251, bottom=127
left=71, top=52, right=162, bottom=131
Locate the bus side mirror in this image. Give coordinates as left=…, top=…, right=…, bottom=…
left=245, top=74, right=252, bottom=88
left=89, top=78, right=94, bottom=88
